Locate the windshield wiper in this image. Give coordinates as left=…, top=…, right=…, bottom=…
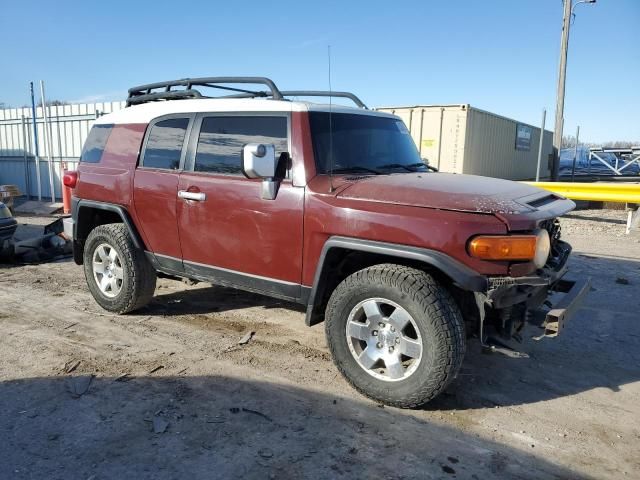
left=377, top=162, right=427, bottom=172
left=332, top=166, right=382, bottom=175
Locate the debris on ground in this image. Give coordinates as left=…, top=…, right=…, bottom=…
left=152, top=417, right=169, bottom=434
left=238, top=331, right=255, bottom=345
left=242, top=407, right=272, bottom=422
left=148, top=365, right=164, bottom=375
left=615, top=277, right=630, bottom=285
left=68, top=375, right=93, bottom=397
left=258, top=448, right=274, bottom=459
left=64, top=360, right=81, bottom=374
left=2, top=217, right=72, bottom=264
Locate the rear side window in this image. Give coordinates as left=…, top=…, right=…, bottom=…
left=142, top=118, right=190, bottom=170
left=194, top=116, right=288, bottom=175
left=80, top=124, right=113, bottom=163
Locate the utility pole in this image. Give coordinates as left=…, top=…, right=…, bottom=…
left=552, top=0, right=596, bottom=181
left=552, top=0, right=572, bottom=181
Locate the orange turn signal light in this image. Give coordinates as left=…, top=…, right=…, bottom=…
left=468, top=235, right=537, bottom=261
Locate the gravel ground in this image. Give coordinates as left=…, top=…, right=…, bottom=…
left=0, top=209, right=639, bottom=479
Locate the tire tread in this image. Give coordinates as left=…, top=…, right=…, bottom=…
left=325, top=264, right=465, bottom=408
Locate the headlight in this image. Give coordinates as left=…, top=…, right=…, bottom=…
left=533, top=229, right=551, bottom=268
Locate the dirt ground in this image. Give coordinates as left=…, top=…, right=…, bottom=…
left=1, top=210, right=639, bottom=479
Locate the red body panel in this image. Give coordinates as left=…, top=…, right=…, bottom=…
left=133, top=169, right=182, bottom=260
left=301, top=176, right=509, bottom=286
left=338, top=173, right=539, bottom=214
left=75, top=124, right=146, bottom=208
left=176, top=174, right=304, bottom=283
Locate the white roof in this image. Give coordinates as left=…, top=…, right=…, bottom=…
left=95, top=98, right=397, bottom=125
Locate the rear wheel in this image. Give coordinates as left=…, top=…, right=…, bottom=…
left=83, top=223, right=156, bottom=313
left=325, top=264, right=465, bottom=408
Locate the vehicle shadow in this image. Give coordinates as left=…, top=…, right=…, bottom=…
left=145, top=255, right=640, bottom=414
left=0, top=374, right=591, bottom=480
left=146, top=283, right=306, bottom=316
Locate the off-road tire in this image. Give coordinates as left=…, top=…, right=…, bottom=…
left=83, top=223, right=156, bottom=314
left=325, top=264, right=465, bottom=408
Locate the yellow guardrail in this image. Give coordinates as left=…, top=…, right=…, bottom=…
left=524, top=182, right=640, bottom=204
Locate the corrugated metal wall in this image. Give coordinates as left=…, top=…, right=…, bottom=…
left=377, top=105, right=552, bottom=180
left=464, top=107, right=552, bottom=180
left=0, top=101, right=125, bottom=199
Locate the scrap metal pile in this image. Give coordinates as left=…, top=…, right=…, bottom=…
left=0, top=202, right=72, bottom=264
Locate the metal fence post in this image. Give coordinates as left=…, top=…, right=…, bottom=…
left=29, top=82, right=42, bottom=201
left=39, top=80, right=56, bottom=203
left=20, top=115, right=30, bottom=197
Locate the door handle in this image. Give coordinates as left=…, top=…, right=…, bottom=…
left=178, top=190, right=206, bottom=201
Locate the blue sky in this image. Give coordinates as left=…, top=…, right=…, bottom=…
left=2, top=0, right=638, bottom=143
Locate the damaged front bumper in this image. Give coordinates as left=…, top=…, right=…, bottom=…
left=480, top=240, right=590, bottom=343
left=538, top=277, right=591, bottom=337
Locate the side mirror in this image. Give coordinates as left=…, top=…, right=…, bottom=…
left=242, top=143, right=279, bottom=200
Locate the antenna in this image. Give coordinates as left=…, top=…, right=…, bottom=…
left=328, top=45, right=335, bottom=192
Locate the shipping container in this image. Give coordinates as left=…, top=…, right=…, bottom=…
left=376, top=104, right=553, bottom=180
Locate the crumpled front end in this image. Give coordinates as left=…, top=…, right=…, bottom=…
left=472, top=219, right=590, bottom=357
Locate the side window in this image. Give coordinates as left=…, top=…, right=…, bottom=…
left=194, top=116, right=288, bottom=175
left=142, top=118, right=190, bottom=170
left=80, top=124, right=113, bottom=163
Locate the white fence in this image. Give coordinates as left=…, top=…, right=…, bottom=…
left=0, top=101, right=125, bottom=200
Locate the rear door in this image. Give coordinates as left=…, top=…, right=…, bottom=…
left=176, top=113, right=305, bottom=300
left=133, top=114, right=194, bottom=273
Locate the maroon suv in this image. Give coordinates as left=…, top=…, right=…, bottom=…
left=67, top=77, right=589, bottom=407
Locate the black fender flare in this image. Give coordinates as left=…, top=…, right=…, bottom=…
left=72, top=199, right=145, bottom=263
left=305, top=236, right=487, bottom=326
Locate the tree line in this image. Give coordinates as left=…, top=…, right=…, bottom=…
left=562, top=135, right=639, bottom=149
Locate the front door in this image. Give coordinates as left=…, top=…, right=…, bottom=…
left=133, top=115, right=194, bottom=272
left=177, top=113, right=304, bottom=299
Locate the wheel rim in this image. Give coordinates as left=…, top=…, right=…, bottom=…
left=346, top=298, right=423, bottom=382
left=92, top=243, right=124, bottom=298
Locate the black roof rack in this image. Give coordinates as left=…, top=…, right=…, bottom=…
left=225, top=90, right=368, bottom=109
left=126, top=76, right=284, bottom=106
left=282, top=91, right=367, bottom=109
left=126, top=77, right=368, bottom=109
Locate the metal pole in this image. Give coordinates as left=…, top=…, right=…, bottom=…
left=39, top=80, right=56, bottom=204
left=535, top=108, right=546, bottom=182
left=29, top=82, right=42, bottom=201
left=571, top=125, right=580, bottom=181
left=20, top=115, right=30, bottom=198
left=552, top=0, right=572, bottom=181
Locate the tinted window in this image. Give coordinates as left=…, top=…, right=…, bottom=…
left=194, top=116, right=288, bottom=175
left=308, top=112, right=424, bottom=174
left=142, top=118, right=190, bottom=169
left=80, top=124, right=113, bottom=163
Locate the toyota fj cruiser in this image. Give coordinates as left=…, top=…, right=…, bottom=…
left=66, top=77, right=589, bottom=407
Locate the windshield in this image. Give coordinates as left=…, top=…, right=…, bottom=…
left=308, top=112, right=426, bottom=174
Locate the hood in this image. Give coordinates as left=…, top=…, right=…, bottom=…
left=337, top=173, right=575, bottom=228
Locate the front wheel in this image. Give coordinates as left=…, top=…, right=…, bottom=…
left=325, top=264, right=465, bottom=408
left=83, top=223, right=156, bottom=314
